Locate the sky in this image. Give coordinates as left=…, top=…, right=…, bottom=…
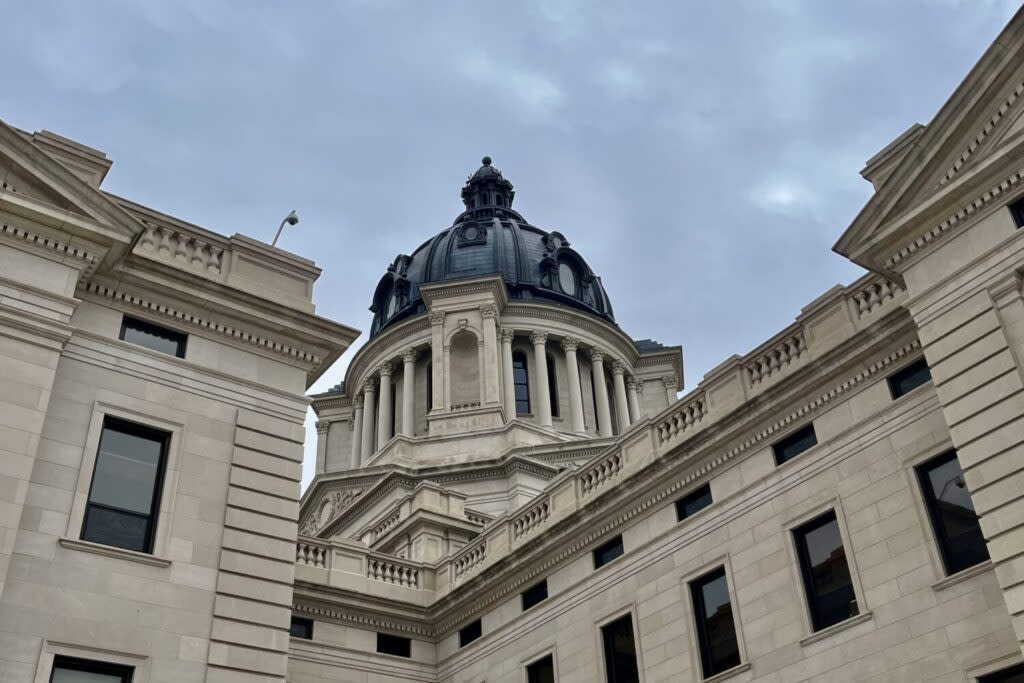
left=1, top=0, right=1019, bottom=491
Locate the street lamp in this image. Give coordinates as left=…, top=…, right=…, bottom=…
left=272, top=210, right=299, bottom=247
left=937, top=474, right=965, bottom=501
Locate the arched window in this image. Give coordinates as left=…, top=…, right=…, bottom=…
left=512, top=351, right=530, bottom=415
left=546, top=353, right=559, bottom=418
left=386, top=291, right=398, bottom=318
left=558, top=261, right=577, bottom=297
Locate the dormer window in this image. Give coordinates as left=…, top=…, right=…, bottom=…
left=558, top=262, right=577, bottom=297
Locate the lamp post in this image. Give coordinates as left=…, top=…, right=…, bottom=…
left=272, top=210, right=299, bottom=247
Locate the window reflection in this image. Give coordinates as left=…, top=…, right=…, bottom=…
left=794, top=511, right=858, bottom=631
left=917, top=451, right=989, bottom=575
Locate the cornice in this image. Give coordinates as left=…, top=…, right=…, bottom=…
left=0, top=219, right=102, bottom=280
left=940, top=79, right=1024, bottom=186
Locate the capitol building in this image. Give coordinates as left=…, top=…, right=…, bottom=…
left=5, top=8, right=1024, bottom=683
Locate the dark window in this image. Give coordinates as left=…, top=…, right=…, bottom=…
left=690, top=566, right=741, bottom=679
left=81, top=417, right=168, bottom=553
left=888, top=357, right=932, bottom=399
left=390, top=381, right=397, bottom=436
left=1009, top=196, right=1024, bottom=228
left=522, top=579, right=549, bottom=610
left=590, top=368, right=599, bottom=432
left=980, top=662, right=1024, bottom=682
left=773, top=424, right=818, bottom=466
left=527, top=655, right=555, bottom=683
left=376, top=632, right=411, bottom=658
left=513, top=351, right=531, bottom=414
left=676, top=484, right=713, bottom=522
left=459, top=619, right=482, bottom=647
left=794, top=511, right=859, bottom=632
left=547, top=354, right=560, bottom=418
left=917, top=450, right=989, bottom=575
left=496, top=195, right=503, bottom=206
left=120, top=316, right=187, bottom=358
left=51, top=656, right=133, bottom=683
left=426, top=362, right=433, bottom=414
left=593, top=535, right=624, bottom=569
left=290, top=616, right=313, bottom=639
left=601, top=614, right=640, bottom=683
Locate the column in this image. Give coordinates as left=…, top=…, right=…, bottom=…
left=500, top=328, right=516, bottom=421
left=480, top=304, right=501, bottom=405
left=591, top=349, right=613, bottom=437
left=401, top=349, right=417, bottom=436
left=611, top=360, right=631, bottom=430
left=561, top=337, right=586, bottom=435
left=627, top=378, right=643, bottom=423
left=376, top=362, right=394, bottom=448
left=314, top=419, right=329, bottom=474
left=663, top=375, right=678, bottom=405
left=360, top=379, right=376, bottom=460
left=429, top=311, right=445, bottom=411
left=351, top=395, right=364, bottom=464
left=531, top=331, right=552, bottom=427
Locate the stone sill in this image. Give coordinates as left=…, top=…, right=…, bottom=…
left=701, top=662, right=752, bottom=683
left=799, top=611, right=873, bottom=647
left=932, top=560, right=992, bottom=592
left=59, top=537, right=172, bottom=568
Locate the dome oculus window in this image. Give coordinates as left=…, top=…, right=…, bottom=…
left=386, top=292, right=399, bottom=318
left=558, top=262, right=577, bottom=296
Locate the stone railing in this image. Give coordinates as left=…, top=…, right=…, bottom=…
left=137, top=223, right=225, bottom=274
left=512, top=499, right=550, bottom=541
left=451, top=401, right=482, bottom=411
left=453, top=540, right=486, bottom=580
left=656, top=392, right=707, bottom=446
left=745, top=333, right=806, bottom=385
left=579, top=453, right=622, bottom=496
left=371, top=509, right=401, bottom=540
left=850, top=277, right=905, bottom=318
left=296, top=538, right=329, bottom=568
left=367, top=555, right=420, bottom=588
left=465, top=510, right=492, bottom=526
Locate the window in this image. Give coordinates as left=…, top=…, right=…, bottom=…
left=120, top=316, right=187, bottom=358
left=1009, top=195, right=1024, bottom=228
left=376, top=632, right=411, bottom=658
left=547, top=354, right=560, bottom=418
left=558, top=261, right=577, bottom=296
left=290, top=615, right=313, bottom=639
left=917, top=450, right=989, bottom=575
left=772, top=424, right=818, bottom=466
left=390, top=382, right=397, bottom=436
left=676, top=484, right=713, bottom=522
left=589, top=368, right=600, bottom=433
left=459, top=619, right=482, bottom=647
left=690, top=567, right=741, bottom=679
left=593, top=535, right=624, bottom=569
left=426, top=362, right=433, bottom=414
left=522, top=578, right=549, bottom=610
left=527, top=654, right=555, bottom=683
left=980, top=662, right=1024, bottom=682
left=888, top=357, right=932, bottom=399
left=601, top=614, right=640, bottom=683
left=513, top=351, right=531, bottom=414
left=82, top=417, right=169, bottom=553
left=793, top=511, right=858, bottom=632
left=51, top=656, right=133, bottom=683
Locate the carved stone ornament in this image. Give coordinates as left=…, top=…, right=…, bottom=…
left=402, top=348, right=419, bottom=363
left=479, top=303, right=498, bottom=319
left=457, top=221, right=488, bottom=248
left=589, top=348, right=605, bottom=363
left=362, top=378, right=378, bottom=393
left=611, top=359, right=626, bottom=375
left=353, top=394, right=363, bottom=409
left=378, top=361, right=394, bottom=377
left=561, top=336, right=579, bottom=353
left=315, top=419, right=330, bottom=434
left=663, top=375, right=678, bottom=389
left=429, top=311, right=447, bottom=326
left=499, top=328, right=515, bottom=343
left=303, top=487, right=366, bottom=535
left=627, top=378, right=643, bottom=393
left=530, top=331, right=548, bottom=346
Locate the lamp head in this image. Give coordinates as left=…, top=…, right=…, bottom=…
left=285, top=210, right=299, bottom=226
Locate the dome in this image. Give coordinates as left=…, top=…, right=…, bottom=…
left=369, top=157, right=616, bottom=338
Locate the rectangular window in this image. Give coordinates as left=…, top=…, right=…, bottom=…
left=526, top=654, right=556, bottom=683
left=120, top=316, right=187, bottom=358
left=980, top=662, right=1024, bottom=682
left=290, top=615, right=313, bottom=639
left=793, top=511, right=859, bottom=632
left=522, top=578, right=549, bottom=611
left=459, top=619, right=482, bottom=647
left=887, top=357, right=932, bottom=399
left=601, top=614, right=640, bottom=683
left=773, top=424, right=818, bottom=466
left=513, top=351, right=531, bottom=414
left=376, top=632, right=411, bottom=658
left=917, top=450, right=990, bottom=575
left=1009, top=195, right=1024, bottom=228
left=81, top=417, right=169, bottom=553
left=51, top=656, right=134, bottom=683
left=676, top=484, right=713, bottom=522
left=690, top=566, right=741, bottom=679
left=593, top=535, right=624, bottom=569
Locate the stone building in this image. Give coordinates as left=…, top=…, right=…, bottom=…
left=5, top=7, right=1024, bottom=683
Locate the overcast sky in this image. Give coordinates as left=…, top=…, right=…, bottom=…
left=2, top=0, right=1019, bottom=490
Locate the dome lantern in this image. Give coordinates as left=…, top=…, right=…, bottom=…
left=460, top=156, right=515, bottom=211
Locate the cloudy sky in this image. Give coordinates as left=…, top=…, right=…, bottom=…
left=2, top=0, right=1018, bottom=489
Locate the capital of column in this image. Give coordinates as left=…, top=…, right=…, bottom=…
left=530, top=331, right=549, bottom=346
left=479, top=303, right=499, bottom=319
left=314, top=419, right=329, bottom=434
left=378, top=361, right=394, bottom=377
left=589, top=348, right=605, bottom=363
left=627, top=377, right=642, bottom=393
left=428, top=311, right=446, bottom=326
left=362, top=378, right=378, bottom=393
left=353, top=394, right=364, bottom=408
left=611, top=359, right=627, bottom=376
left=499, top=328, right=515, bottom=343
left=560, top=336, right=579, bottom=353
left=662, top=375, right=678, bottom=389
left=402, top=348, right=419, bottom=363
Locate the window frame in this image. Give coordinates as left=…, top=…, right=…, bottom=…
left=792, top=509, right=860, bottom=633
left=119, top=315, right=188, bottom=359
left=513, top=350, right=532, bottom=415
left=675, top=484, right=713, bottom=523
left=689, top=566, right=743, bottom=680
left=50, top=655, right=135, bottom=683
left=526, top=653, right=556, bottom=683
left=290, top=615, right=314, bottom=640
left=597, top=610, right=642, bottom=683
left=376, top=632, right=412, bottom=658
left=772, top=423, right=818, bottom=466
left=521, top=578, right=549, bottom=611
left=546, top=353, right=560, bottom=418
left=458, top=619, right=482, bottom=648
left=887, top=356, right=933, bottom=400
left=975, top=659, right=1024, bottom=682
left=1008, top=195, right=1024, bottom=228
left=593, top=535, right=625, bottom=570
left=915, top=449, right=990, bottom=577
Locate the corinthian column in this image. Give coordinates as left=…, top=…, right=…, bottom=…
left=401, top=349, right=417, bottom=436
left=376, top=362, right=394, bottom=447
left=500, top=328, right=516, bottom=421
left=611, top=360, right=631, bottom=430
left=429, top=311, right=445, bottom=411
left=590, top=349, right=613, bottom=437
left=663, top=375, right=678, bottom=405
left=561, top=337, right=586, bottom=435
left=480, top=304, right=500, bottom=405
left=360, top=379, right=376, bottom=460
left=351, top=395, right=364, bottom=465
left=627, top=378, right=643, bottom=423
left=531, top=331, right=552, bottom=427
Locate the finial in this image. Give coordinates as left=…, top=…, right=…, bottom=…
left=481, top=155, right=492, bottom=166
